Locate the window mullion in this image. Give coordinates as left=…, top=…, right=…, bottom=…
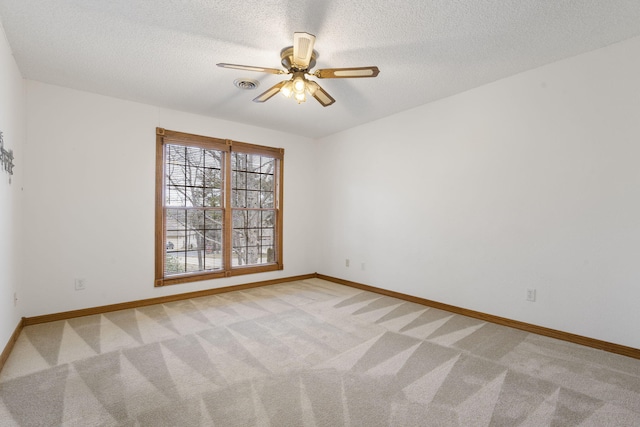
left=223, top=146, right=233, bottom=274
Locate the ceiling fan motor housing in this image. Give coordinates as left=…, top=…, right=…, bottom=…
left=280, top=47, right=317, bottom=72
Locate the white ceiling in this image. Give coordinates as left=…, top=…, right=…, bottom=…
left=1, top=1, right=640, bottom=139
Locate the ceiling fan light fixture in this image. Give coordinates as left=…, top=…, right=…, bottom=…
left=306, top=80, right=318, bottom=95
left=280, top=80, right=294, bottom=98
left=293, top=73, right=306, bottom=93
left=294, top=91, right=306, bottom=103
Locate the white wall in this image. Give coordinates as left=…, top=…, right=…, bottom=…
left=22, top=81, right=318, bottom=316
left=12, top=31, right=640, bottom=351
left=0, top=21, right=25, bottom=348
left=316, top=36, right=640, bottom=349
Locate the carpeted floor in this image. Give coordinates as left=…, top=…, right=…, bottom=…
left=1, top=278, right=639, bottom=426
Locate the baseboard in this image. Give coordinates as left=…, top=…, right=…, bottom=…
left=18, top=271, right=640, bottom=361
left=316, top=273, right=640, bottom=360
left=0, top=318, right=25, bottom=374
left=23, top=273, right=316, bottom=326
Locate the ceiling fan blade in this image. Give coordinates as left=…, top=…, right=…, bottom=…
left=253, top=81, right=287, bottom=103
left=306, top=81, right=336, bottom=107
left=217, top=63, right=286, bottom=75
left=292, top=32, right=316, bottom=69
left=314, top=66, right=380, bottom=78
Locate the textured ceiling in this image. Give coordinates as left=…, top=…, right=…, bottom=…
left=1, top=1, right=640, bottom=139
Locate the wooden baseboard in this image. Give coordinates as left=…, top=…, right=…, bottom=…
left=0, top=318, right=25, bottom=374
left=316, top=274, right=640, bottom=360
left=24, top=273, right=316, bottom=326
left=17, top=272, right=640, bottom=361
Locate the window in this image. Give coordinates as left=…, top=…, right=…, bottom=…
left=155, top=128, right=283, bottom=286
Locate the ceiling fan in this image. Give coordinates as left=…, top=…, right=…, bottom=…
left=217, top=32, right=379, bottom=107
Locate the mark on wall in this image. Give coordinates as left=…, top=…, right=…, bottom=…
left=0, top=131, right=15, bottom=184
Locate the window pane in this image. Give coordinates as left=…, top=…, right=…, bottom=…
left=233, top=189, right=247, bottom=208
left=231, top=153, right=246, bottom=171
left=261, top=157, right=274, bottom=174
left=261, top=231, right=274, bottom=246
left=262, top=210, right=275, bottom=228
left=231, top=149, right=276, bottom=266
left=204, top=227, right=223, bottom=266
left=247, top=210, right=260, bottom=229
left=233, top=210, right=247, bottom=229
left=186, top=147, right=204, bottom=167
left=165, top=206, right=188, bottom=276
left=166, top=163, right=187, bottom=186
left=166, top=209, right=186, bottom=229
left=260, top=190, right=274, bottom=209
left=165, top=253, right=185, bottom=275
left=204, top=188, right=222, bottom=207
left=204, top=209, right=223, bottom=230
left=167, top=145, right=185, bottom=163
left=204, top=150, right=222, bottom=169
left=235, top=171, right=247, bottom=188
left=187, top=210, right=204, bottom=230
left=246, top=191, right=260, bottom=208
left=190, top=164, right=205, bottom=188
left=180, top=211, right=220, bottom=271
left=232, top=209, right=276, bottom=267
left=247, top=172, right=260, bottom=190
left=166, top=187, right=186, bottom=207
left=247, top=154, right=261, bottom=171
left=166, top=144, right=224, bottom=208
left=166, top=229, right=186, bottom=246
left=231, top=153, right=277, bottom=209
left=164, top=206, right=224, bottom=276
left=261, top=172, right=274, bottom=189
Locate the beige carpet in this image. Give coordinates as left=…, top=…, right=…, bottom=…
left=1, top=278, right=639, bottom=426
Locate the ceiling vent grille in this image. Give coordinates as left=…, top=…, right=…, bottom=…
left=233, top=79, right=259, bottom=90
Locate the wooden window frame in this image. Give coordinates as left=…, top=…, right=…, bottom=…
left=155, top=128, right=284, bottom=287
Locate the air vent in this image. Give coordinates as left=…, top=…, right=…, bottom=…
left=233, top=78, right=259, bottom=90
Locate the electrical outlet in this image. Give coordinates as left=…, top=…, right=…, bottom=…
left=13, top=292, right=17, bottom=307
left=75, top=279, right=86, bottom=291
left=345, top=259, right=350, bottom=267
left=361, top=262, right=365, bottom=271
left=526, top=288, right=536, bottom=302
